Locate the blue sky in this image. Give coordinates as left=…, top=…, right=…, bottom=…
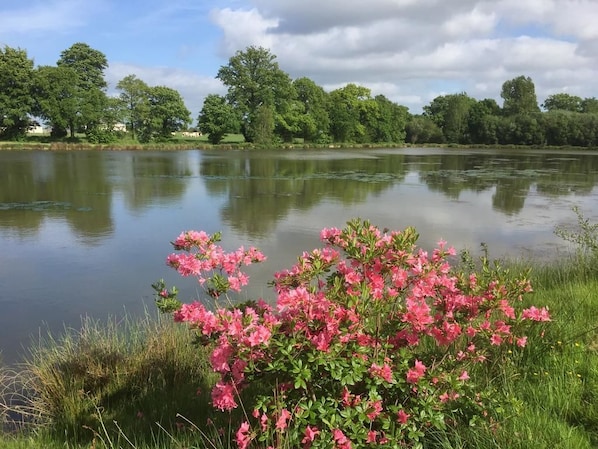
left=1, top=0, right=597, bottom=121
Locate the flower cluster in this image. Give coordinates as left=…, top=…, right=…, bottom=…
left=158, top=219, right=551, bottom=448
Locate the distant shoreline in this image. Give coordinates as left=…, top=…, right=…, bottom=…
left=1, top=141, right=597, bottom=151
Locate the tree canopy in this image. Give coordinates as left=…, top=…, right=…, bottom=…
left=0, top=46, right=35, bottom=139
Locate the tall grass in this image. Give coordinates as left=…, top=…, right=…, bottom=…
left=2, top=312, right=224, bottom=447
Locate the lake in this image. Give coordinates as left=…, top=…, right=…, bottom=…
left=1, top=147, right=597, bottom=364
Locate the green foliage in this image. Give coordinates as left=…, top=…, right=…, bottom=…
left=85, top=127, right=117, bottom=144
left=406, top=116, right=445, bottom=144
left=501, top=75, right=540, bottom=116
left=293, top=77, right=331, bottom=143
left=116, top=74, right=151, bottom=141
left=217, top=46, right=295, bottom=143
left=423, top=93, right=477, bottom=143
left=57, top=42, right=108, bottom=91
left=197, top=94, right=240, bottom=144
left=542, top=93, right=583, bottom=112
left=137, top=86, right=191, bottom=143
left=0, top=46, right=35, bottom=140
left=555, top=206, right=598, bottom=260
left=328, top=84, right=374, bottom=142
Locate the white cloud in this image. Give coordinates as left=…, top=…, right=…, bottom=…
left=209, top=0, right=598, bottom=112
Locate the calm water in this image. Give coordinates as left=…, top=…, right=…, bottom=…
left=1, top=147, right=598, bottom=364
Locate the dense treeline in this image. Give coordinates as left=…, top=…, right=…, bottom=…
left=1, top=43, right=598, bottom=147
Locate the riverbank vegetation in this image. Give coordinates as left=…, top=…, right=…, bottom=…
left=1, top=211, right=598, bottom=448
left=2, top=44, right=598, bottom=149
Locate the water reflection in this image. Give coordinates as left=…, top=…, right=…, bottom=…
left=201, top=151, right=407, bottom=236
left=1, top=148, right=598, bottom=364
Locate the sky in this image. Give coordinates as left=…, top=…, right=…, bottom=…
left=1, top=0, right=597, bottom=122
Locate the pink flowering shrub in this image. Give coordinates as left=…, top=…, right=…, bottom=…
left=154, top=219, right=550, bottom=448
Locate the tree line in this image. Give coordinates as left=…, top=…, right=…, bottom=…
left=2, top=43, right=598, bottom=146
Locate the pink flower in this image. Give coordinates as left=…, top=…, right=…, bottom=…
left=406, top=359, right=427, bottom=384
left=521, top=306, right=551, bottom=322
left=366, top=399, right=383, bottom=420
left=397, top=409, right=410, bottom=424
left=332, top=429, right=352, bottom=449
left=302, top=426, right=320, bottom=448
left=211, top=381, right=237, bottom=411
left=516, top=336, right=528, bottom=347
left=369, top=362, right=393, bottom=383
left=210, top=339, right=233, bottom=373
left=490, top=333, right=503, bottom=345
left=458, top=370, right=470, bottom=381
left=275, top=408, right=291, bottom=430
left=366, top=430, right=378, bottom=443
left=235, top=421, right=251, bottom=449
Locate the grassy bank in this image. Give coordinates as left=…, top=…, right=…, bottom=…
left=3, top=134, right=596, bottom=152
left=1, top=256, right=598, bottom=448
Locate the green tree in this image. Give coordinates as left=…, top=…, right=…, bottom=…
left=46, top=43, right=111, bottom=137
left=116, top=74, right=151, bottom=140
left=217, top=46, right=295, bottom=143
left=405, top=116, right=444, bottom=144
left=0, top=46, right=35, bottom=139
left=581, top=97, right=598, bottom=114
left=328, top=84, right=376, bottom=142
left=424, top=93, right=476, bottom=143
left=57, top=42, right=108, bottom=90
left=197, top=94, right=239, bottom=144
left=33, top=65, right=80, bottom=137
left=364, top=95, right=408, bottom=143
left=467, top=98, right=501, bottom=144
left=252, top=104, right=276, bottom=145
left=293, top=77, right=330, bottom=143
left=542, top=93, right=582, bottom=112
left=500, top=75, right=540, bottom=116
left=137, top=86, right=191, bottom=142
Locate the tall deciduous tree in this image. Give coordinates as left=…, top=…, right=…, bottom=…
left=467, top=98, right=501, bottom=144
left=500, top=75, right=540, bottom=116
left=328, top=84, right=375, bottom=142
left=424, top=93, right=476, bottom=143
left=0, top=46, right=35, bottom=139
left=55, top=43, right=109, bottom=137
left=33, top=65, right=80, bottom=137
left=217, top=46, right=294, bottom=143
left=542, top=93, right=583, bottom=112
left=197, top=94, right=239, bottom=144
left=365, top=95, right=408, bottom=143
left=581, top=97, right=598, bottom=114
left=293, top=77, right=330, bottom=143
left=137, top=86, right=191, bottom=142
left=57, top=42, right=108, bottom=90
left=116, top=74, right=150, bottom=140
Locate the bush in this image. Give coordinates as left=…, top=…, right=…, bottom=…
left=157, top=219, right=551, bottom=448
